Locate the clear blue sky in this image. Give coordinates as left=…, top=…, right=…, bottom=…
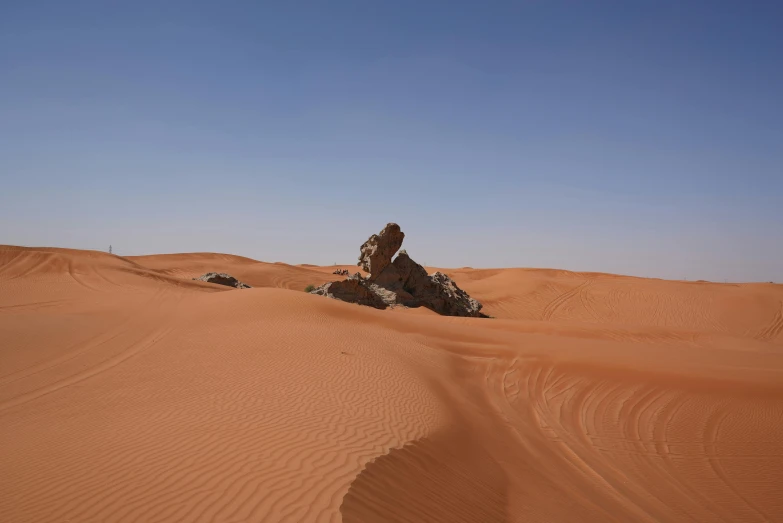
left=1, top=1, right=781, bottom=281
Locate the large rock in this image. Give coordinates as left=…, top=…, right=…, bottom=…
left=415, top=271, right=483, bottom=317
left=310, top=276, right=388, bottom=310
left=358, top=223, right=405, bottom=282
left=312, top=224, right=485, bottom=317
left=373, top=251, right=482, bottom=316
left=392, top=250, right=431, bottom=291
left=193, top=272, right=251, bottom=289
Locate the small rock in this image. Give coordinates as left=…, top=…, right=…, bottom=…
left=193, top=272, right=251, bottom=289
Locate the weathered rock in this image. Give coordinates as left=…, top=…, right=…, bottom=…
left=372, top=251, right=482, bottom=316
left=392, top=250, right=431, bottom=291
left=312, top=223, right=484, bottom=317
left=416, top=271, right=483, bottom=317
left=193, top=272, right=251, bottom=289
left=358, top=223, right=405, bottom=281
left=372, top=258, right=417, bottom=306
left=371, top=263, right=404, bottom=293
left=310, top=278, right=387, bottom=309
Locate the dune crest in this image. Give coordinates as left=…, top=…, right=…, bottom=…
left=1, top=245, right=782, bottom=522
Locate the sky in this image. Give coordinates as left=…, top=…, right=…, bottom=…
left=1, top=1, right=781, bottom=282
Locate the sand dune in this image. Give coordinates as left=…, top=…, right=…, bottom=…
left=1, top=245, right=782, bottom=522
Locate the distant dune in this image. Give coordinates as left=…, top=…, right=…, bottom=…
left=1, top=245, right=782, bottom=522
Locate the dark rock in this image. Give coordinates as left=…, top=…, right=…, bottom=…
left=392, top=250, right=431, bottom=291
left=419, top=271, right=483, bottom=317
left=193, top=272, right=251, bottom=289
left=310, top=279, right=387, bottom=310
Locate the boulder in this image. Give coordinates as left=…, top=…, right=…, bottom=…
left=358, top=223, right=405, bottom=281
left=310, top=278, right=387, bottom=310
left=193, top=272, right=251, bottom=289
left=416, top=271, right=483, bottom=317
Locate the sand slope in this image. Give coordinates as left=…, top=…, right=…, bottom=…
left=1, top=246, right=782, bottom=522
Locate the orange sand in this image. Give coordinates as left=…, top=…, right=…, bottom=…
left=1, top=245, right=782, bottom=522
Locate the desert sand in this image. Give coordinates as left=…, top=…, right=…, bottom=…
left=1, top=245, right=782, bottom=522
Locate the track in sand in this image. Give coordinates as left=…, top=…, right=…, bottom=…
left=1, top=246, right=782, bottom=522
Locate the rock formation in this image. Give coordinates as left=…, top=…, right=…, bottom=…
left=311, top=224, right=484, bottom=317
left=310, top=274, right=388, bottom=309
left=358, top=223, right=405, bottom=281
left=193, top=272, right=251, bottom=289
